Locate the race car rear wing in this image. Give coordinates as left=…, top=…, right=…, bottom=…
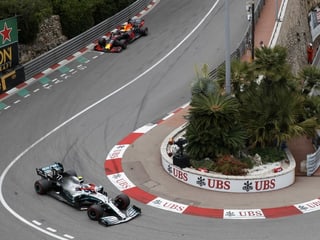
left=36, top=162, right=64, bottom=180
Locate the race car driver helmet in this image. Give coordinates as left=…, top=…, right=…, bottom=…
left=120, top=24, right=126, bottom=32
left=78, top=176, right=84, bottom=184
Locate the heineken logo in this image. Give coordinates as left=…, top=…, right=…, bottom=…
left=0, top=17, right=18, bottom=47
left=0, top=22, right=12, bottom=44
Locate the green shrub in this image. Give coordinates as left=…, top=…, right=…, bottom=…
left=190, top=158, right=215, bottom=171
left=0, top=0, right=52, bottom=44
left=248, top=147, right=286, bottom=163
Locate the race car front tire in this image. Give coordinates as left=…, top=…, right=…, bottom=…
left=141, top=27, right=148, bottom=36
left=87, top=204, right=104, bottom=221
left=34, top=179, right=52, bottom=195
left=120, top=39, right=127, bottom=49
left=114, top=193, right=130, bottom=210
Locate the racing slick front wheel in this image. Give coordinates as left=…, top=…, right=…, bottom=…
left=114, top=193, right=130, bottom=210
left=34, top=179, right=52, bottom=195
left=87, top=204, right=104, bottom=221
left=119, top=39, right=127, bottom=49
left=141, top=27, right=148, bottom=36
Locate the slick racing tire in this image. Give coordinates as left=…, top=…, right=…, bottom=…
left=87, top=204, right=104, bottom=221
left=119, top=39, right=127, bottom=49
left=34, top=179, right=52, bottom=195
left=141, top=27, right=148, bottom=36
left=114, top=193, right=130, bottom=210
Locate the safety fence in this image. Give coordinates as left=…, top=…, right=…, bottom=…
left=209, top=0, right=265, bottom=79
left=23, top=0, right=151, bottom=80
left=306, top=147, right=320, bottom=176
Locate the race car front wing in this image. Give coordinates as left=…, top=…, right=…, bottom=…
left=99, top=205, right=141, bottom=226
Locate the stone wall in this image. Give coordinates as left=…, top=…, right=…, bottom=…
left=19, top=15, right=68, bottom=64
left=277, top=0, right=320, bottom=73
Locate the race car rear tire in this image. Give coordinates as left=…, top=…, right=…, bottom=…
left=114, top=193, right=130, bottom=210
left=34, top=179, right=52, bottom=195
left=87, top=204, right=104, bottom=221
left=63, top=170, right=77, bottom=177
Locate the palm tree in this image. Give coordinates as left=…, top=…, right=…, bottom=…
left=185, top=47, right=319, bottom=163
left=185, top=86, right=247, bottom=161
left=298, top=66, right=320, bottom=95
left=239, top=83, right=317, bottom=148
left=239, top=46, right=318, bottom=148
left=216, top=60, right=256, bottom=98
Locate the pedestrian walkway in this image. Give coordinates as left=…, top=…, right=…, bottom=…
left=104, top=0, right=320, bottom=219
left=242, top=0, right=316, bottom=175
left=242, top=0, right=282, bottom=61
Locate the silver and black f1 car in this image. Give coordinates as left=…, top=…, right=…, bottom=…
left=34, top=162, right=141, bottom=226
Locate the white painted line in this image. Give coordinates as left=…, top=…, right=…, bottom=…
left=0, top=1, right=223, bottom=239
left=63, top=234, right=74, bottom=239
left=87, top=43, right=95, bottom=49
left=33, top=89, right=40, bottom=93
left=32, top=220, right=42, bottom=226
left=59, top=59, right=69, bottom=66
left=4, top=106, right=10, bottom=110
left=73, top=52, right=82, bottom=57
left=134, top=123, right=157, bottom=134
left=14, top=100, right=21, bottom=104
left=46, top=227, right=57, bottom=232
left=162, top=112, right=174, bottom=120
left=92, top=56, right=98, bottom=59
left=44, top=85, right=53, bottom=89
left=181, top=102, right=190, bottom=109
left=42, top=68, right=54, bottom=75
left=25, top=78, right=36, bottom=84
left=24, top=94, right=31, bottom=98
left=7, top=88, right=18, bottom=95
left=69, top=69, right=75, bottom=73
left=43, top=84, right=49, bottom=87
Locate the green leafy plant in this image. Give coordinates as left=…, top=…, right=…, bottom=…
left=248, top=147, right=286, bottom=163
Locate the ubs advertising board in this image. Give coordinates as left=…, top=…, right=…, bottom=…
left=0, top=16, right=25, bottom=93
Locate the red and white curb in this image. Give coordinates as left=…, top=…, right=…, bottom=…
left=0, top=0, right=159, bottom=101
left=105, top=103, right=320, bottom=220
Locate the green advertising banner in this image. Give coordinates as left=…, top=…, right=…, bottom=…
left=0, top=17, right=18, bottom=48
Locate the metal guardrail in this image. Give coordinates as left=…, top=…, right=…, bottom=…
left=209, top=0, right=265, bottom=79
left=23, top=0, right=151, bottom=80
left=306, top=147, right=320, bottom=176
left=24, top=0, right=265, bottom=82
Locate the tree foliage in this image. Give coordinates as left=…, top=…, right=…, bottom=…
left=186, top=46, right=320, bottom=164
left=0, top=0, right=136, bottom=43
left=0, top=0, right=52, bottom=44
left=185, top=66, right=247, bottom=161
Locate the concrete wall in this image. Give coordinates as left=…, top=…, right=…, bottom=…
left=277, top=0, right=320, bottom=73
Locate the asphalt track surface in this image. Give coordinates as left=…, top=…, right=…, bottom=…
left=0, top=0, right=318, bottom=240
